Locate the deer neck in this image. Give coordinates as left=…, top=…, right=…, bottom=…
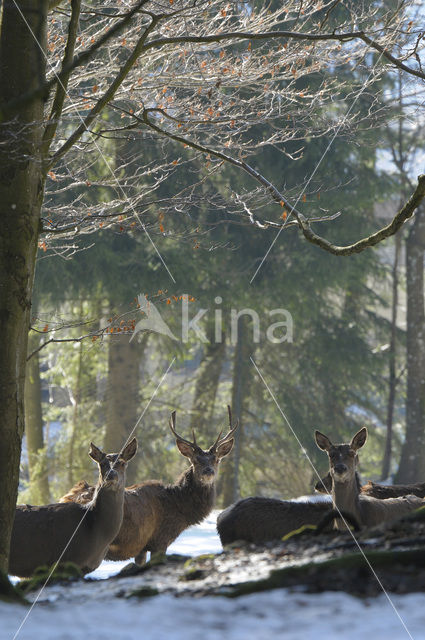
left=88, top=482, right=125, bottom=538
left=171, top=467, right=215, bottom=522
left=332, top=471, right=361, bottom=529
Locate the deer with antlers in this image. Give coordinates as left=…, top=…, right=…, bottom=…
left=60, top=407, right=237, bottom=565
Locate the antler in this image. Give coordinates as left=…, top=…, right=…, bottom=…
left=211, top=405, right=239, bottom=451
left=169, top=411, right=198, bottom=449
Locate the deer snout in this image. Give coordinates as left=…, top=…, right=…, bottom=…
left=333, top=463, right=348, bottom=476
left=105, top=469, right=119, bottom=483
left=200, top=467, right=216, bottom=484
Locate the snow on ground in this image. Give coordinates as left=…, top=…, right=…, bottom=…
left=87, top=510, right=222, bottom=580
left=2, top=586, right=425, bottom=639
left=3, top=506, right=425, bottom=640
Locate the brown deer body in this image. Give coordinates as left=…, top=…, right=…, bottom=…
left=9, top=438, right=137, bottom=578
left=315, top=428, right=424, bottom=530
left=217, top=496, right=331, bottom=545
left=60, top=408, right=237, bottom=565
left=315, top=472, right=425, bottom=499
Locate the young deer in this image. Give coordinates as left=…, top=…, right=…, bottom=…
left=316, top=472, right=425, bottom=499
left=60, top=407, right=237, bottom=565
left=9, top=438, right=137, bottom=578
left=315, top=428, right=424, bottom=529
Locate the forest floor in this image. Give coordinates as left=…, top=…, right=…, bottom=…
left=2, top=508, right=425, bottom=639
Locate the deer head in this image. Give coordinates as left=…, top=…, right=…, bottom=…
left=89, top=438, right=138, bottom=490
left=315, top=427, right=367, bottom=484
left=169, top=405, right=238, bottom=486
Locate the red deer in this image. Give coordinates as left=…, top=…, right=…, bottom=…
left=316, top=471, right=425, bottom=499
left=9, top=438, right=137, bottom=577
left=60, top=407, right=237, bottom=565
left=217, top=496, right=332, bottom=544
left=315, top=428, right=423, bottom=529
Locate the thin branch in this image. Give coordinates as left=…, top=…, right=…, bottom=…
left=137, top=107, right=425, bottom=254
left=27, top=334, right=99, bottom=360
left=140, top=28, right=363, bottom=53
left=358, top=31, right=425, bottom=81
left=47, top=16, right=160, bottom=168
left=3, top=18, right=425, bottom=120
left=42, top=0, right=81, bottom=158
left=0, top=0, right=152, bottom=120
left=320, top=0, right=343, bottom=30
left=299, top=175, right=425, bottom=255
left=141, top=28, right=425, bottom=81
left=139, top=107, right=304, bottom=217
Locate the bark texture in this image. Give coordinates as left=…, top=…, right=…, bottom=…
left=189, top=328, right=226, bottom=438
left=0, top=0, right=47, bottom=573
left=395, top=209, right=425, bottom=482
left=104, top=334, right=144, bottom=484
left=25, top=333, right=50, bottom=503
left=381, top=233, right=401, bottom=480
left=220, top=316, right=253, bottom=507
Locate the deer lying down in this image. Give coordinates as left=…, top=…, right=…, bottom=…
left=217, top=497, right=331, bottom=545
left=315, top=472, right=425, bottom=499
left=60, top=407, right=237, bottom=565
left=315, top=428, right=424, bottom=529
left=9, top=438, right=137, bottom=578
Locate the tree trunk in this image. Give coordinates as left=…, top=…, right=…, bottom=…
left=68, top=337, right=84, bottom=486
left=189, top=327, right=226, bottom=440
left=395, top=209, right=425, bottom=482
left=25, top=333, right=50, bottom=503
left=104, top=334, right=145, bottom=484
left=381, top=232, right=401, bottom=480
left=220, top=316, right=253, bottom=507
left=0, top=0, right=47, bottom=573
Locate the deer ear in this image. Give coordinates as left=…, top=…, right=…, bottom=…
left=350, top=427, right=367, bottom=451
left=121, top=437, right=138, bottom=462
left=216, top=439, right=234, bottom=459
left=176, top=440, right=194, bottom=458
left=89, top=443, right=104, bottom=463
left=315, top=430, right=332, bottom=451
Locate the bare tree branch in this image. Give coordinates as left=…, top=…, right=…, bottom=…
left=139, top=28, right=363, bottom=53
left=299, top=175, right=425, bottom=255
left=42, top=0, right=81, bottom=157
left=0, top=0, right=152, bottom=120
left=5, top=13, right=425, bottom=121
left=47, top=15, right=160, bottom=168
left=137, top=107, right=425, bottom=254
left=359, top=31, right=425, bottom=81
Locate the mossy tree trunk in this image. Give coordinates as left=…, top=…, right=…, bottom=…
left=25, top=333, right=50, bottom=504
left=220, top=316, right=253, bottom=507
left=189, top=325, right=226, bottom=442
left=381, top=232, right=401, bottom=480
left=395, top=208, right=425, bottom=482
left=0, top=0, right=47, bottom=573
left=67, top=337, right=84, bottom=487
left=104, top=334, right=146, bottom=484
